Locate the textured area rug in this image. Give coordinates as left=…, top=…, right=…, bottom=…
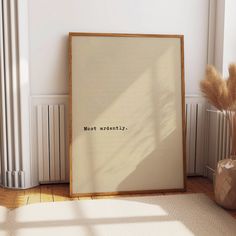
left=0, top=193, right=235, bottom=236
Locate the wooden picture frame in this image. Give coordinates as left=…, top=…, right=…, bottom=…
left=69, top=32, right=186, bottom=197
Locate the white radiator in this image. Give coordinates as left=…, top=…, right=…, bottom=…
left=30, top=95, right=207, bottom=184
left=185, top=96, right=207, bottom=176
left=215, top=111, right=231, bottom=161
left=31, top=96, right=69, bottom=183
left=0, top=0, right=26, bottom=188
left=206, top=110, right=231, bottom=177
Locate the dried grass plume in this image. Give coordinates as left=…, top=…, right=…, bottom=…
left=200, top=64, right=236, bottom=111
left=200, top=64, right=236, bottom=155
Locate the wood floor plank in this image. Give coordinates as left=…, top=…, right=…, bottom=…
left=13, top=190, right=28, bottom=208
left=27, top=187, right=40, bottom=204
left=52, top=184, right=72, bottom=202
left=40, top=185, right=53, bottom=202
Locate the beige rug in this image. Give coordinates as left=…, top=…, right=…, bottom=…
left=0, top=193, right=235, bottom=236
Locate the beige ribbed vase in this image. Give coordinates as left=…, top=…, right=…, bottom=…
left=214, top=156, right=236, bottom=209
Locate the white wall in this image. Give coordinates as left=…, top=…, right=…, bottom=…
left=222, top=0, right=236, bottom=76
left=28, top=0, right=210, bottom=95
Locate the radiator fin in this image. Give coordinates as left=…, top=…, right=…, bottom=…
left=0, top=0, right=25, bottom=188
left=185, top=97, right=207, bottom=175
left=36, top=104, right=67, bottom=182
left=206, top=110, right=232, bottom=178
left=217, top=112, right=231, bottom=161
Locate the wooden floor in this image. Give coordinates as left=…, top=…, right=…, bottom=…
left=0, top=177, right=235, bottom=218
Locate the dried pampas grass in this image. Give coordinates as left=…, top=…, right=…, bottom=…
left=200, top=64, right=236, bottom=155
left=200, top=64, right=236, bottom=111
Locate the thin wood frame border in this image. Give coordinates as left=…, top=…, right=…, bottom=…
left=68, top=32, right=186, bottom=198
